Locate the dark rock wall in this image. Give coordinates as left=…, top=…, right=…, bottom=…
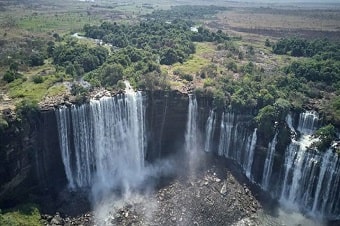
left=0, top=111, right=66, bottom=208
left=0, top=91, right=269, bottom=207
left=145, top=91, right=189, bottom=160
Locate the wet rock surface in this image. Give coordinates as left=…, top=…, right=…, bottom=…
left=42, top=158, right=261, bottom=226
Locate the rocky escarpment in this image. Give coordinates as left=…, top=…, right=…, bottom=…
left=0, top=110, right=66, bottom=209
left=1, top=90, right=339, bottom=223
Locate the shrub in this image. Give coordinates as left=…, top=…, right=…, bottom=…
left=29, top=53, right=44, bottom=67
left=180, top=73, right=193, bottom=82
left=226, top=61, right=238, bottom=72
left=311, top=124, right=336, bottom=152
left=15, top=99, right=39, bottom=121
left=3, top=71, right=15, bottom=83
left=32, top=75, right=43, bottom=84
left=0, top=203, right=41, bottom=226
left=116, top=80, right=126, bottom=90
left=71, top=84, right=88, bottom=96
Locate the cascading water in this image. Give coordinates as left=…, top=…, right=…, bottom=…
left=55, top=91, right=340, bottom=222
left=261, top=132, right=278, bottom=191
left=312, top=149, right=339, bottom=214
left=185, top=95, right=198, bottom=153
left=297, top=111, right=318, bottom=135
left=55, top=89, right=146, bottom=197
left=279, top=111, right=340, bottom=218
left=245, top=128, right=257, bottom=180
left=285, top=113, right=295, bottom=134
left=217, top=113, right=258, bottom=180
left=56, top=106, right=75, bottom=188
left=218, top=112, right=235, bottom=157
left=204, top=110, right=216, bottom=153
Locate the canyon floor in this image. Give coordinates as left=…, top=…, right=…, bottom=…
left=41, top=155, right=265, bottom=226
left=40, top=154, right=323, bottom=226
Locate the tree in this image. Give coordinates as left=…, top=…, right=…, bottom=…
left=255, top=105, right=277, bottom=136
left=32, top=75, right=43, bottom=84
left=160, top=48, right=179, bottom=65
left=100, top=64, right=124, bottom=86
left=312, top=124, right=336, bottom=152
left=29, top=53, right=44, bottom=67
left=65, top=63, right=76, bottom=76
left=3, top=71, right=15, bottom=83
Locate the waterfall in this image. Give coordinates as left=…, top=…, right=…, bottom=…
left=55, top=91, right=146, bottom=193
left=245, top=128, right=257, bottom=179
left=280, top=111, right=319, bottom=208
left=204, top=110, right=216, bottom=153
left=312, top=149, right=334, bottom=212
left=218, top=112, right=235, bottom=157
left=56, top=106, right=75, bottom=189
left=297, top=111, right=318, bottom=135
left=312, top=149, right=340, bottom=216
left=185, top=95, right=198, bottom=153
left=261, top=132, right=278, bottom=191
left=218, top=113, right=258, bottom=182
left=70, top=104, right=94, bottom=188
left=279, top=111, right=340, bottom=217
left=285, top=113, right=295, bottom=133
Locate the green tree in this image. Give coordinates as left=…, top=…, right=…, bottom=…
left=3, top=71, right=15, bottom=83
left=312, top=124, right=336, bottom=152
left=255, top=105, right=276, bottom=139
left=32, top=75, right=43, bottom=84
left=100, top=64, right=124, bottom=86
left=160, top=48, right=179, bottom=65
left=29, top=53, right=44, bottom=66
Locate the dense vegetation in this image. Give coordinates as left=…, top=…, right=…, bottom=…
left=0, top=203, right=41, bottom=226
left=0, top=3, right=339, bottom=152
left=83, top=20, right=228, bottom=64
left=276, top=38, right=340, bottom=127
left=272, top=38, right=339, bottom=58
left=80, top=20, right=229, bottom=88
left=193, top=37, right=339, bottom=143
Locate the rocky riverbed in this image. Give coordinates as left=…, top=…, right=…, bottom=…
left=41, top=157, right=263, bottom=226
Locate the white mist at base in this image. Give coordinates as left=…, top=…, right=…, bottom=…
left=254, top=207, right=326, bottom=226
left=93, top=192, right=158, bottom=226
left=92, top=158, right=175, bottom=226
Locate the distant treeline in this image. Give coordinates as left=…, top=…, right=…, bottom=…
left=273, top=37, right=339, bottom=59
left=272, top=38, right=340, bottom=86
left=145, top=5, right=228, bottom=21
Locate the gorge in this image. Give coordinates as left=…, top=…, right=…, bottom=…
left=1, top=89, right=339, bottom=225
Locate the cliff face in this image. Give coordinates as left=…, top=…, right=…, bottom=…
left=145, top=91, right=189, bottom=160
left=0, top=91, right=339, bottom=219
left=0, top=110, right=66, bottom=208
